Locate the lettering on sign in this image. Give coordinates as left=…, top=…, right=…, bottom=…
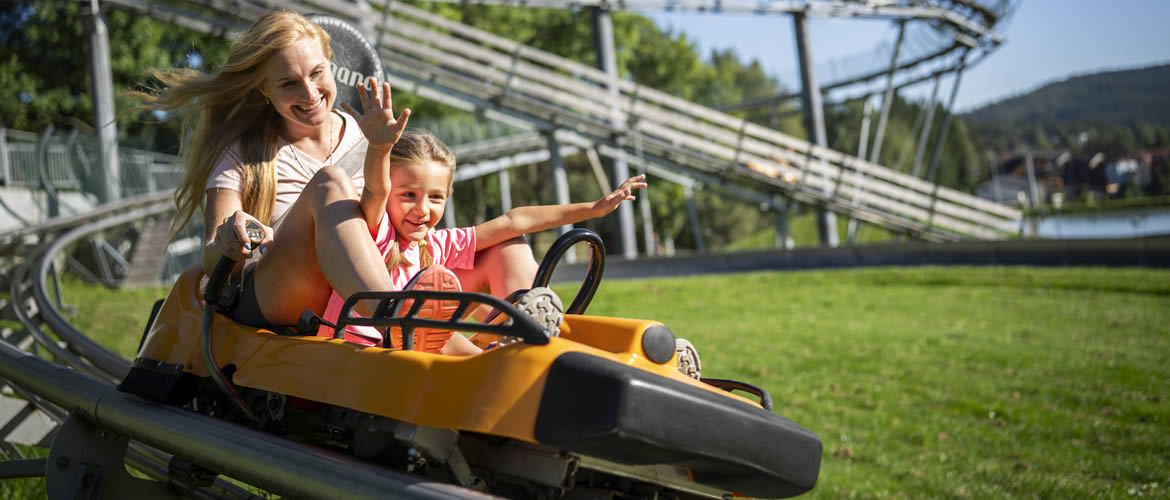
left=331, top=63, right=367, bottom=88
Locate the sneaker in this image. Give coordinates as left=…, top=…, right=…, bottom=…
left=395, top=265, right=462, bottom=352
left=499, top=287, right=564, bottom=346
left=675, top=338, right=702, bottom=380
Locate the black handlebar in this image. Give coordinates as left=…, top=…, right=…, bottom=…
left=532, top=228, right=605, bottom=315
left=201, top=221, right=265, bottom=424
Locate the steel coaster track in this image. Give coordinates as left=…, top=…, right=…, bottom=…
left=0, top=196, right=253, bottom=498
left=0, top=199, right=493, bottom=498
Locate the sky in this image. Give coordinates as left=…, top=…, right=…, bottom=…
left=642, top=0, right=1170, bottom=112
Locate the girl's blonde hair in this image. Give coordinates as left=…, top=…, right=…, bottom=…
left=132, top=10, right=332, bottom=238
left=384, top=129, right=456, bottom=271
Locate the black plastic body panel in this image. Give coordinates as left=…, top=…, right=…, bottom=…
left=534, top=352, right=821, bottom=498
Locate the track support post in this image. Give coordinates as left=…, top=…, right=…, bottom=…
left=47, top=412, right=178, bottom=500
left=793, top=12, right=839, bottom=248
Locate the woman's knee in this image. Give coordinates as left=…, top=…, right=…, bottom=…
left=481, top=236, right=538, bottom=290
left=306, top=165, right=359, bottom=201
left=482, top=236, right=536, bottom=265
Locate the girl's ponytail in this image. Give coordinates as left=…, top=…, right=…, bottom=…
left=384, top=230, right=433, bottom=271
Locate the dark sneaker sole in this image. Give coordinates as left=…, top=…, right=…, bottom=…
left=502, top=287, right=564, bottom=345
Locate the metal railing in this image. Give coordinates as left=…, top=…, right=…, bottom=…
left=1, top=127, right=182, bottom=196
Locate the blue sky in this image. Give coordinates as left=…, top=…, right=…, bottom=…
left=643, top=0, right=1170, bottom=111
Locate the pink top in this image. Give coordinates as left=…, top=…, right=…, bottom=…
left=320, top=215, right=478, bottom=345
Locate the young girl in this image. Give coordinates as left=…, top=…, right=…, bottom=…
left=319, top=125, right=646, bottom=351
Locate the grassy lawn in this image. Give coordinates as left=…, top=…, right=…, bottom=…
left=561, top=267, right=1169, bottom=499
left=34, top=266, right=1170, bottom=499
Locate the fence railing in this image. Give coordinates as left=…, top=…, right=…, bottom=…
left=1, top=127, right=182, bottom=196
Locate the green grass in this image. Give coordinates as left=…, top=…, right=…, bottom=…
left=30, top=267, right=1170, bottom=499
left=55, top=279, right=172, bottom=359
left=557, top=267, right=1169, bottom=499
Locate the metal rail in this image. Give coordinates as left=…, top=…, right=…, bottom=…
left=0, top=339, right=493, bottom=500
left=0, top=200, right=494, bottom=498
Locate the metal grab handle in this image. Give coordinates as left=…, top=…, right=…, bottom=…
left=701, top=378, right=774, bottom=411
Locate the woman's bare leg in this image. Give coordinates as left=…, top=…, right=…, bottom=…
left=454, top=236, right=539, bottom=298
left=252, top=166, right=393, bottom=325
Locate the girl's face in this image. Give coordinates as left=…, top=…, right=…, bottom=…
left=259, top=37, right=336, bottom=133
left=387, top=161, right=453, bottom=243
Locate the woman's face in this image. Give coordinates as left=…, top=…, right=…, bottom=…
left=386, top=161, right=453, bottom=243
left=260, top=36, right=336, bottom=132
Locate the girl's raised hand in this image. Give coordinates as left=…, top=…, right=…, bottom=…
left=341, top=77, right=410, bottom=151
left=592, top=174, right=648, bottom=216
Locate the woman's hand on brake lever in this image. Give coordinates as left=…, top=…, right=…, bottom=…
left=214, top=211, right=273, bottom=261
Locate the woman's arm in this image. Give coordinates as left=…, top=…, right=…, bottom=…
left=474, top=175, right=647, bottom=251
left=203, top=188, right=273, bottom=275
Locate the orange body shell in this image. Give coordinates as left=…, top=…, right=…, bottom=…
left=138, top=268, right=759, bottom=444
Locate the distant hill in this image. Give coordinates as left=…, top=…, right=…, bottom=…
left=963, top=63, right=1170, bottom=127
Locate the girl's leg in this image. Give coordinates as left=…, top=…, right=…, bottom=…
left=252, top=166, right=394, bottom=325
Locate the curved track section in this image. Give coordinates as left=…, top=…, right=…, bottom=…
left=0, top=201, right=491, bottom=499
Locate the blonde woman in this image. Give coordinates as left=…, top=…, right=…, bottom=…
left=137, top=10, right=538, bottom=331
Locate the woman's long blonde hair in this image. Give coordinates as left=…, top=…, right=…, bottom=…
left=132, top=10, right=332, bottom=238
left=385, top=130, right=457, bottom=271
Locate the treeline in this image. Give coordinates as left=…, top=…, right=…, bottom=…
left=973, top=121, right=1170, bottom=157
left=964, top=64, right=1170, bottom=128
left=963, top=63, right=1170, bottom=155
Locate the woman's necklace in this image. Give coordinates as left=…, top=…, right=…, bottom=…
left=326, top=112, right=337, bottom=161
left=290, top=112, right=336, bottom=170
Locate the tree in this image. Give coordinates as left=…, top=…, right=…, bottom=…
left=0, top=1, right=230, bottom=152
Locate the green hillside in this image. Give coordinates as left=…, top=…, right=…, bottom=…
left=964, top=63, right=1170, bottom=127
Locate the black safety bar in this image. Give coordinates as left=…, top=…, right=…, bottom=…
left=334, top=290, right=552, bottom=347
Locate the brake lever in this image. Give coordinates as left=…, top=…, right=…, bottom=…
left=244, top=220, right=265, bottom=251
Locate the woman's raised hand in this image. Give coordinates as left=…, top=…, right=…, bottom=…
left=214, top=210, right=274, bottom=261
left=342, top=77, right=410, bottom=152
left=591, top=174, right=648, bottom=216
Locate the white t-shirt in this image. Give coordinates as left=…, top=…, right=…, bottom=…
left=206, top=110, right=366, bottom=228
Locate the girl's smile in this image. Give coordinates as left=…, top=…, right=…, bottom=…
left=387, top=160, right=453, bottom=243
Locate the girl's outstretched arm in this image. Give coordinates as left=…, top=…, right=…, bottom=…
left=474, top=175, right=647, bottom=251
left=343, top=77, right=410, bottom=228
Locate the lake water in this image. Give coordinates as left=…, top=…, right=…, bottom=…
left=1030, top=208, right=1170, bottom=239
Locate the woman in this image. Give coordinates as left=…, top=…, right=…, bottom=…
left=136, top=10, right=538, bottom=329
